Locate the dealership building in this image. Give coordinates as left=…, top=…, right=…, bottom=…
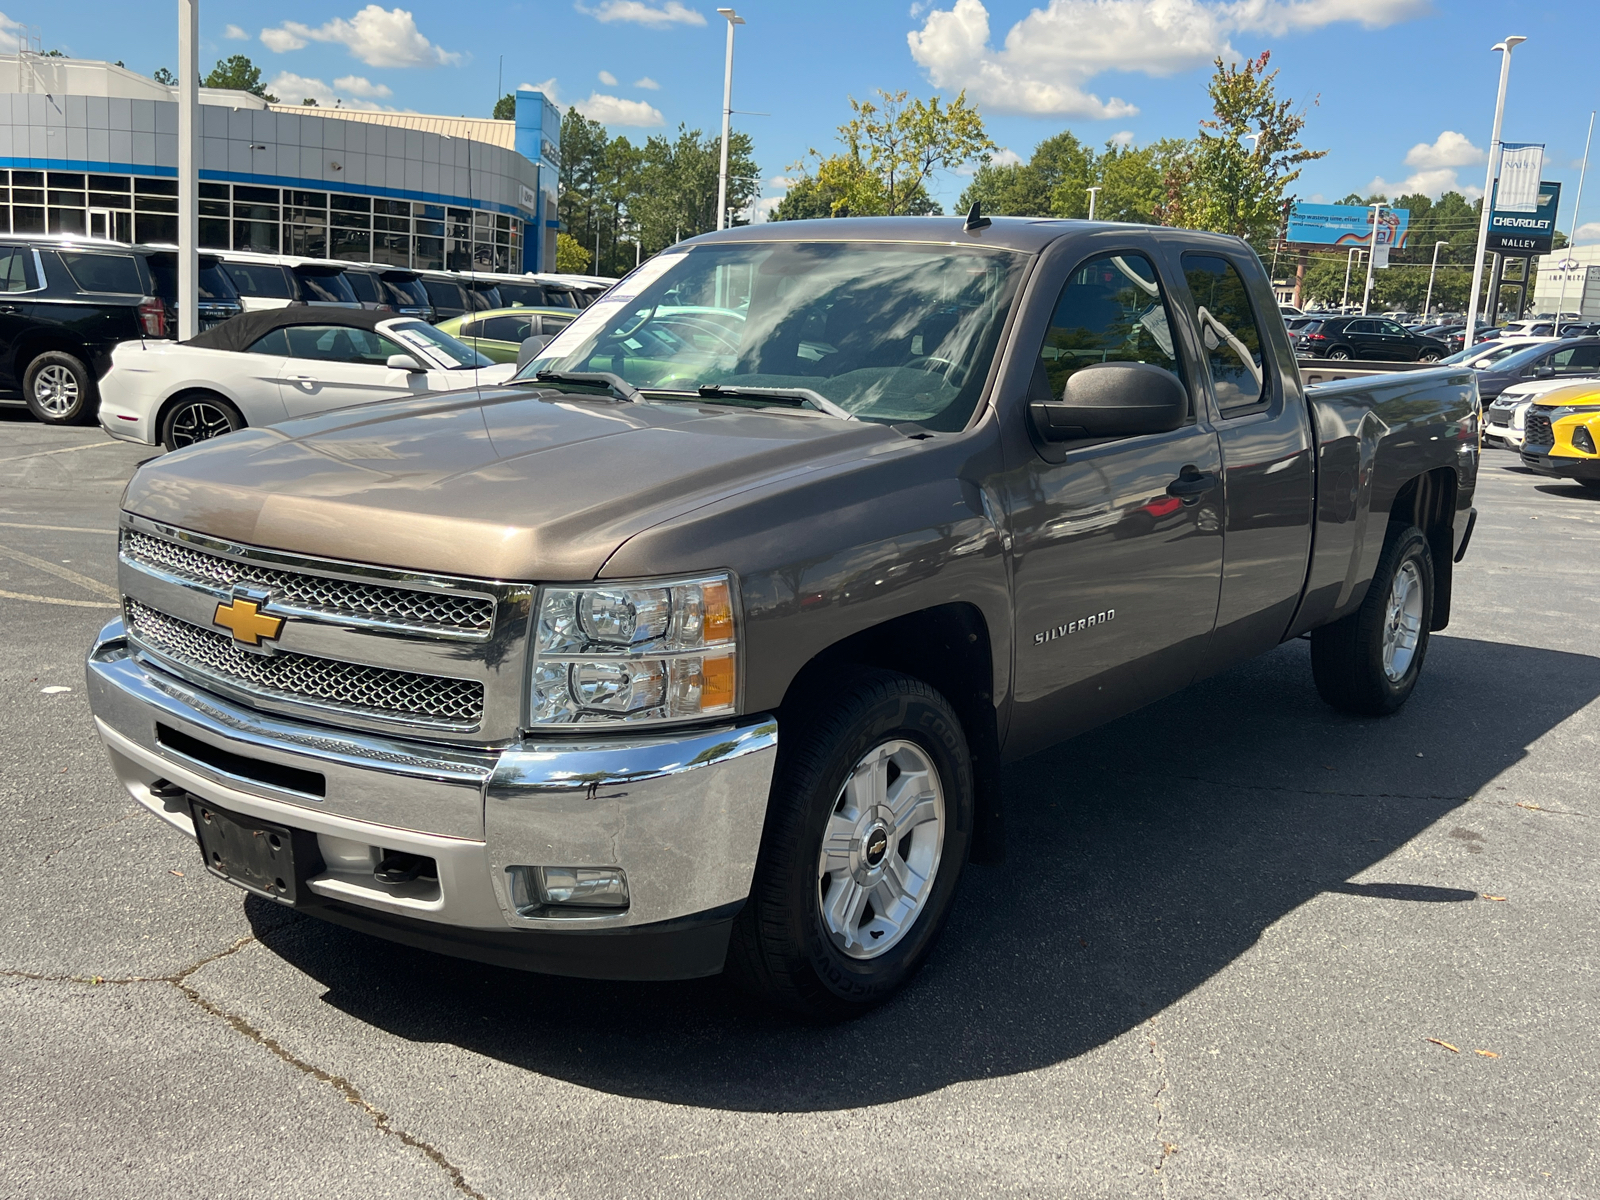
left=0, top=53, right=561, bottom=272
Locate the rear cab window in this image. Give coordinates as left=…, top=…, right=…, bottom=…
left=58, top=251, right=144, bottom=295
left=1182, top=254, right=1269, bottom=414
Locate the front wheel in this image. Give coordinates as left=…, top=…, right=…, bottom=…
left=24, top=351, right=98, bottom=425
left=160, top=392, right=245, bottom=452
left=1311, top=523, right=1434, bottom=715
left=1418, top=350, right=1442, bottom=363
left=727, top=670, right=973, bottom=1018
left=1327, top=346, right=1353, bottom=360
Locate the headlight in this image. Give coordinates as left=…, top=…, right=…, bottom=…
left=529, top=574, right=738, bottom=725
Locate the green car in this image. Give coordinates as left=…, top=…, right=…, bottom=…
left=434, top=306, right=578, bottom=364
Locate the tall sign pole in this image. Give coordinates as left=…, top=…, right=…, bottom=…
left=1555, top=110, right=1594, bottom=331
left=177, top=0, right=199, bottom=341
left=1362, top=202, right=1383, bottom=314
left=1465, top=36, right=1526, bottom=351
left=714, top=8, right=744, bottom=231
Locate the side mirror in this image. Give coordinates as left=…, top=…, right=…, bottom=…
left=1533, top=364, right=1555, bottom=378
left=1029, top=361, right=1187, bottom=441
left=386, top=354, right=425, bottom=373
left=516, top=334, right=553, bottom=369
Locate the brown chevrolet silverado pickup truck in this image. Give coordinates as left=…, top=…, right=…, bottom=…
left=87, top=216, right=1479, bottom=1017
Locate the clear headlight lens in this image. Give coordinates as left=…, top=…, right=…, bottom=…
left=530, top=574, right=737, bottom=725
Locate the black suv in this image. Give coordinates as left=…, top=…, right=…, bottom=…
left=137, top=248, right=245, bottom=337
left=1295, top=315, right=1450, bottom=362
left=340, top=263, right=436, bottom=321
left=0, top=238, right=167, bottom=426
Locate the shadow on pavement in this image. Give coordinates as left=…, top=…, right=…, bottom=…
left=248, top=633, right=1600, bottom=1112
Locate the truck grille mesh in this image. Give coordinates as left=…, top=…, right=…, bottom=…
left=125, top=598, right=485, bottom=728
left=1523, top=412, right=1554, bottom=451
left=122, top=529, right=494, bottom=636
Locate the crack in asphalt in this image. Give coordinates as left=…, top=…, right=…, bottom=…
left=1147, top=1015, right=1175, bottom=1195
left=2, top=937, right=488, bottom=1200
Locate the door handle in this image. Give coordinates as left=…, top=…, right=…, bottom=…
left=1167, top=467, right=1218, bottom=503
left=0, top=305, right=18, bottom=314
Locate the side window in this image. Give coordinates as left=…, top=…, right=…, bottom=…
left=1345, top=319, right=1376, bottom=335
left=1554, top=345, right=1600, bottom=373
left=1037, top=252, right=1183, bottom=404
left=0, top=248, right=26, bottom=292
left=1182, top=254, right=1267, bottom=413
left=58, top=251, right=143, bottom=294
left=284, top=326, right=406, bottom=364
left=480, top=314, right=534, bottom=342
left=244, top=328, right=289, bottom=356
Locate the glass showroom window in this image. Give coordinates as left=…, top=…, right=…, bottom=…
left=233, top=185, right=280, bottom=254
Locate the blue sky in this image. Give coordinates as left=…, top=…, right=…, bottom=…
left=15, top=0, right=1600, bottom=241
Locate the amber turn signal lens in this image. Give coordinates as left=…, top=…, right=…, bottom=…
left=701, top=650, right=737, bottom=710
left=702, top=580, right=734, bottom=644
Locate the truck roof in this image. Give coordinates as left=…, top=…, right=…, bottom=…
left=684, top=215, right=1250, bottom=256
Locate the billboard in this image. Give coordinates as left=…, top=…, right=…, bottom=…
left=1286, top=202, right=1411, bottom=249
left=1488, top=180, right=1561, bottom=255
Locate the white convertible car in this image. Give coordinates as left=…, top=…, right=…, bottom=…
left=99, top=308, right=517, bottom=451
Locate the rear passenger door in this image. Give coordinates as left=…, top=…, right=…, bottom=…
left=1178, top=251, right=1314, bottom=675
left=0, top=247, right=41, bottom=390
left=277, top=325, right=435, bottom=417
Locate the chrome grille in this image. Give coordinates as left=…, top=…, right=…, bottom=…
left=1524, top=412, right=1554, bottom=451
left=125, top=598, right=485, bottom=729
left=122, top=529, right=494, bottom=636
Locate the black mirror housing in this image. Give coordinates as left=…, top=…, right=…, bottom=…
left=1030, top=361, right=1188, bottom=441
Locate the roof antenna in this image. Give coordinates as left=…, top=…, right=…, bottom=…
left=964, top=202, right=991, bottom=231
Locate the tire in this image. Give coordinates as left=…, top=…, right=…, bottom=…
left=23, top=351, right=97, bottom=425
left=1418, top=350, right=1441, bottom=363
left=1311, top=523, right=1434, bottom=716
left=1578, top=479, right=1600, bottom=494
left=1327, top=347, right=1353, bottom=361
left=159, top=392, right=245, bottom=452
left=726, top=669, right=974, bottom=1019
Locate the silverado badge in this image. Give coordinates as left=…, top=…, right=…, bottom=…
left=213, top=590, right=285, bottom=649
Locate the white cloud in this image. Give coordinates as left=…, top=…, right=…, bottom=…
left=334, top=74, right=393, bottom=98
left=577, top=92, right=665, bottom=126
left=769, top=175, right=799, bottom=188
left=1574, top=221, right=1600, bottom=245
left=989, top=147, right=1024, bottom=167
left=261, top=6, right=462, bottom=68
left=634, top=76, right=660, bottom=89
left=266, top=70, right=399, bottom=110
left=746, top=195, right=784, bottom=224
left=522, top=78, right=562, bottom=104
left=908, top=0, right=1428, bottom=117
left=1403, top=130, right=1485, bottom=170
left=223, top=23, right=250, bottom=40
left=576, top=1, right=707, bottom=27
left=598, top=69, right=618, bottom=85
left=1109, top=130, right=1135, bottom=147
left=1367, top=167, right=1482, bottom=202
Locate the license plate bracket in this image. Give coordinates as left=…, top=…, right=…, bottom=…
left=190, top=800, right=306, bottom=905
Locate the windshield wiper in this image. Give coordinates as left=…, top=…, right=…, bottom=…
left=533, top=370, right=640, bottom=402
left=695, top=384, right=856, bottom=421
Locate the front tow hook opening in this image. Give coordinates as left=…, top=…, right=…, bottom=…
left=374, top=851, right=438, bottom=885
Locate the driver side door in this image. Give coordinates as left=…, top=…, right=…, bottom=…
left=277, top=325, right=435, bottom=418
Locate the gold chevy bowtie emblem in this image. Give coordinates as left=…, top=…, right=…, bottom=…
left=212, top=598, right=285, bottom=646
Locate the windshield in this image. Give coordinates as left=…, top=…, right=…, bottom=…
left=518, top=241, right=1028, bottom=430
left=387, top=318, right=493, bottom=368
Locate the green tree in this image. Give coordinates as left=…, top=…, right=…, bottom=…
left=493, top=92, right=515, bottom=120
left=1154, top=51, right=1325, bottom=247
left=203, top=55, right=277, bottom=102
left=632, top=125, right=759, bottom=251
left=555, top=232, right=592, bottom=274
left=153, top=67, right=177, bottom=86
left=956, top=132, right=1182, bottom=223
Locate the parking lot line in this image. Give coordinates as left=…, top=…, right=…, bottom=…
left=0, top=587, right=117, bottom=609
left=0, top=440, right=123, bottom=465
left=0, top=543, right=119, bottom=598
left=0, top=521, right=118, bottom=534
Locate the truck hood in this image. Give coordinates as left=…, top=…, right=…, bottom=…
left=122, top=385, right=906, bottom=580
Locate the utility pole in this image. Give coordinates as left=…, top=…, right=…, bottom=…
left=714, top=8, right=744, bottom=231
left=1464, top=36, right=1527, bottom=350
left=1342, top=247, right=1363, bottom=310
left=1424, top=240, right=1448, bottom=318
left=1362, top=202, right=1384, bottom=315
left=177, top=0, right=199, bottom=341
left=1555, top=110, right=1594, bottom=331
left=1085, top=186, right=1100, bottom=220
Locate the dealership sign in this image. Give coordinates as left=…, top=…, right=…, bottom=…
left=1286, top=202, right=1411, bottom=249
left=1488, top=180, right=1561, bottom=254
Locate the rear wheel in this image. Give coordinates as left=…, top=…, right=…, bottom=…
left=1311, top=523, right=1434, bottom=715
left=23, top=351, right=97, bottom=425
left=727, top=670, right=973, bottom=1018
left=1418, top=350, right=1442, bottom=363
left=160, top=393, right=245, bottom=452
left=1327, top=346, right=1353, bottom=360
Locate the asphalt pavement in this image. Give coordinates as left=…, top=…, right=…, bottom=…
left=1, top=410, right=1597, bottom=1199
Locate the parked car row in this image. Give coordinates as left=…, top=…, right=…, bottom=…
left=0, top=231, right=615, bottom=428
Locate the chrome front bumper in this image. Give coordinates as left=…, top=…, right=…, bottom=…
left=86, top=619, right=779, bottom=979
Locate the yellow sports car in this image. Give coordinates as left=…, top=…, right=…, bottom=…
left=1520, top=380, right=1600, bottom=492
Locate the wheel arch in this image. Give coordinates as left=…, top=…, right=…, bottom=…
left=775, top=602, right=1005, bottom=865
left=154, top=387, right=248, bottom=444
left=1388, top=466, right=1458, bottom=631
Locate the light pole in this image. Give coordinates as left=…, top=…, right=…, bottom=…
left=1554, top=110, right=1594, bottom=332
left=1342, top=247, right=1364, bottom=310
left=714, top=7, right=744, bottom=231
left=1464, top=36, right=1527, bottom=349
left=177, top=0, right=199, bottom=340
left=1362, top=202, right=1384, bottom=315
left=1423, top=240, right=1449, bottom=318
left=1085, top=186, right=1100, bottom=220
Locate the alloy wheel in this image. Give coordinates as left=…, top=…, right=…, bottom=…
left=1382, top=560, right=1424, bottom=681
left=33, top=364, right=79, bottom=416
left=167, top=401, right=236, bottom=448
